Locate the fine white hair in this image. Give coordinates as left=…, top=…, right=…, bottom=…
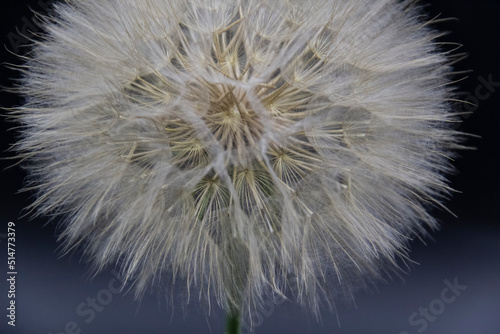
left=12, top=0, right=464, bottom=324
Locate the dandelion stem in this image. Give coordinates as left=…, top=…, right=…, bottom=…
left=225, top=309, right=241, bottom=334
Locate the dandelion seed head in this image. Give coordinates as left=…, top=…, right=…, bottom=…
left=13, top=0, right=463, bottom=322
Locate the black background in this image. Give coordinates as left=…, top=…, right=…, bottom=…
left=1, top=1, right=499, bottom=333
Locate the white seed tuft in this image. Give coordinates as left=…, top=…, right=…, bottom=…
left=12, top=0, right=464, bottom=323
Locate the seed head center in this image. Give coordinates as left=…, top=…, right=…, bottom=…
left=206, top=85, right=264, bottom=155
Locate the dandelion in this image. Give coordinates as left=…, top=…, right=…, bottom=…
left=12, top=0, right=463, bottom=331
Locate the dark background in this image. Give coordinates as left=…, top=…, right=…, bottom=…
left=1, top=1, right=499, bottom=333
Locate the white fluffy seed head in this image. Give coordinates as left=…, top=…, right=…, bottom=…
left=13, top=0, right=463, bottom=322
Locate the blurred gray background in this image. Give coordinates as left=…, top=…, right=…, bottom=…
left=1, top=1, right=499, bottom=333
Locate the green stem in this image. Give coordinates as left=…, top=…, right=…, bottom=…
left=225, top=309, right=241, bottom=334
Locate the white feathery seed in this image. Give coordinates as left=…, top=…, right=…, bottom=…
left=12, top=0, right=464, bottom=323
